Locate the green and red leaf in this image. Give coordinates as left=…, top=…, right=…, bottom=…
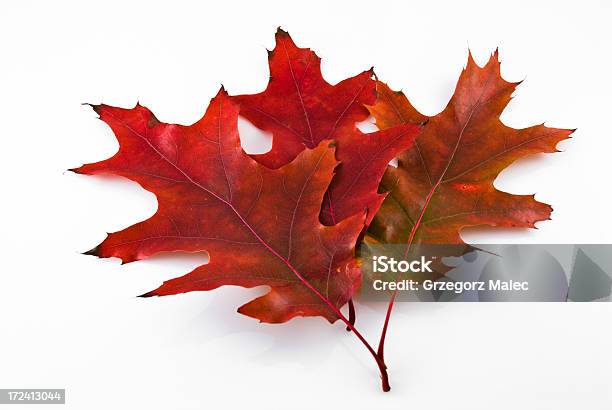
left=367, top=51, right=574, bottom=246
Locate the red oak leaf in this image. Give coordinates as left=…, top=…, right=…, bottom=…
left=73, top=89, right=367, bottom=324
left=366, top=51, right=574, bottom=246
left=232, top=29, right=421, bottom=226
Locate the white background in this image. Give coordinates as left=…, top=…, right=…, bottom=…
left=1, top=0, right=611, bottom=408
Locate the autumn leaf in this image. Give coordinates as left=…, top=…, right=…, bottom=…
left=73, top=89, right=368, bottom=324
left=74, top=33, right=574, bottom=393
left=366, top=51, right=574, bottom=246
left=232, top=29, right=421, bottom=226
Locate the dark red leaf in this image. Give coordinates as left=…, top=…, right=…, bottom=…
left=232, top=29, right=421, bottom=226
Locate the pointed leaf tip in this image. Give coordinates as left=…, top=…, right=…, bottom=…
left=82, top=246, right=100, bottom=257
